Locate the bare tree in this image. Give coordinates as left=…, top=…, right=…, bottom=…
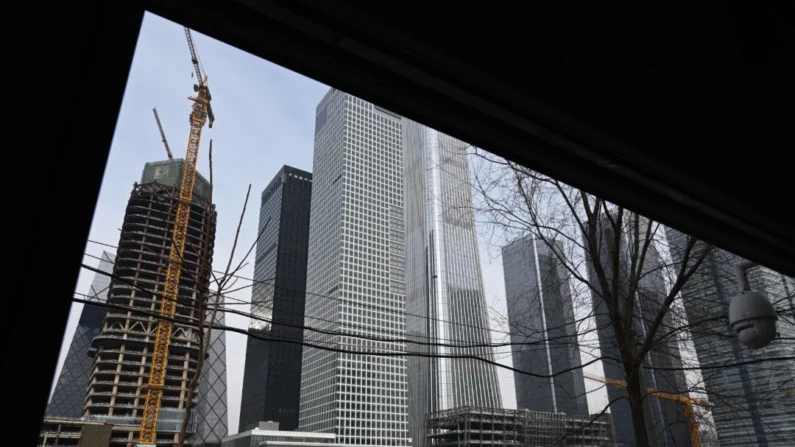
left=173, top=143, right=259, bottom=446
left=467, top=149, right=719, bottom=447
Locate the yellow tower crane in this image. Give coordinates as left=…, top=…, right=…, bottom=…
left=583, top=372, right=710, bottom=447
left=137, top=27, right=215, bottom=446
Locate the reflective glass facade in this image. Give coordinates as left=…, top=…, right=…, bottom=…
left=193, top=297, right=229, bottom=444
left=239, top=165, right=312, bottom=432
left=587, top=215, right=691, bottom=447
left=501, top=235, right=588, bottom=416
left=667, top=228, right=795, bottom=447
left=46, top=251, right=115, bottom=418
left=299, top=90, right=410, bottom=446
left=403, top=121, right=502, bottom=446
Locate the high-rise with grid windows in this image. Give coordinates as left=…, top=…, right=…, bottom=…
left=403, top=121, right=502, bottom=447
left=298, top=89, right=410, bottom=446
left=667, top=228, right=795, bottom=447
left=239, top=165, right=313, bottom=432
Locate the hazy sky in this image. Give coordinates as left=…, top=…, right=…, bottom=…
left=53, top=12, right=607, bottom=435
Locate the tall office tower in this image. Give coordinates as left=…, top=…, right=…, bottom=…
left=239, top=166, right=313, bottom=432
left=501, top=235, right=588, bottom=416
left=84, top=159, right=216, bottom=446
left=667, top=228, right=795, bottom=447
left=299, top=90, right=411, bottom=446
left=403, top=120, right=502, bottom=446
left=193, top=294, right=229, bottom=445
left=46, top=251, right=116, bottom=418
left=587, top=214, right=691, bottom=447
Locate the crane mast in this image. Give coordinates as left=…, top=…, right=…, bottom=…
left=583, top=373, right=709, bottom=447
left=137, top=27, right=213, bottom=446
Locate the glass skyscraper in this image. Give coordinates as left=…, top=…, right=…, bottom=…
left=501, top=235, right=588, bottom=416
left=193, top=294, right=229, bottom=445
left=587, top=214, right=691, bottom=447
left=298, top=90, right=410, bottom=446
left=403, top=121, right=502, bottom=446
left=239, top=166, right=313, bottom=432
left=46, top=251, right=115, bottom=418
left=667, top=228, right=795, bottom=447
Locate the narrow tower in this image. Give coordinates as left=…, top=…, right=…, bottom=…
left=403, top=120, right=502, bottom=446
left=298, top=90, right=411, bottom=446
left=239, top=165, right=313, bottom=432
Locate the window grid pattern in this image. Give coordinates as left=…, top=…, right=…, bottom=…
left=299, top=90, right=410, bottom=446
left=193, top=301, right=229, bottom=443
left=240, top=166, right=313, bottom=431
left=46, top=252, right=116, bottom=419
left=667, top=228, right=795, bottom=447
left=403, top=122, right=502, bottom=447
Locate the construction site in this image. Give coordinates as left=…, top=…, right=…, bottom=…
left=83, top=160, right=216, bottom=446
left=425, top=407, right=615, bottom=447
left=36, top=26, right=219, bottom=447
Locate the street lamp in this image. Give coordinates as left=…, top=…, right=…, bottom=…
left=728, top=260, right=779, bottom=349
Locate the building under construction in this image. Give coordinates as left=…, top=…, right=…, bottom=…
left=425, top=407, right=615, bottom=447
left=84, top=159, right=216, bottom=446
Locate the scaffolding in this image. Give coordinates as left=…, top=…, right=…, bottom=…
left=84, top=178, right=216, bottom=446
left=425, top=407, right=615, bottom=447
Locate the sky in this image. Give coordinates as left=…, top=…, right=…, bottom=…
left=52, top=12, right=608, bottom=435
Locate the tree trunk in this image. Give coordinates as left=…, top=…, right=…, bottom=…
left=625, top=363, right=652, bottom=447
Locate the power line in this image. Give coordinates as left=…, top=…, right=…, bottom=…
left=85, top=240, right=596, bottom=340
left=70, top=295, right=606, bottom=381
left=75, top=264, right=588, bottom=354
left=78, top=250, right=605, bottom=352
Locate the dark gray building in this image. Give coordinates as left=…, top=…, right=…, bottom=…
left=501, top=235, right=588, bottom=416
left=239, top=165, right=312, bottom=432
left=667, top=228, right=795, bottom=447
left=586, top=214, right=691, bottom=447
left=46, top=251, right=115, bottom=418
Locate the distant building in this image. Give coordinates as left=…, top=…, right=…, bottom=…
left=667, top=227, right=795, bottom=447
left=425, top=407, right=615, bottom=447
left=699, top=429, right=721, bottom=447
left=46, top=251, right=115, bottom=418
left=585, top=214, right=692, bottom=447
left=501, top=235, right=589, bottom=416
left=193, top=293, right=230, bottom=445
left=222, top=421, right=343, bottom=447
left=403, top=119, right=502, bottom=447
left=239, top=166, right=312, bottom=432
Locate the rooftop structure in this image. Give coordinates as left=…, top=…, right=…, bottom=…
left=222, top=421, right=343, bottom=447
left=425, top=407, right=615, bottom=447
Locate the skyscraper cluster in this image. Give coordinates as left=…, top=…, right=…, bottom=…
left=240, top=91, right=504, bottom=446
left=49, top=87, right=792, bottom=447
